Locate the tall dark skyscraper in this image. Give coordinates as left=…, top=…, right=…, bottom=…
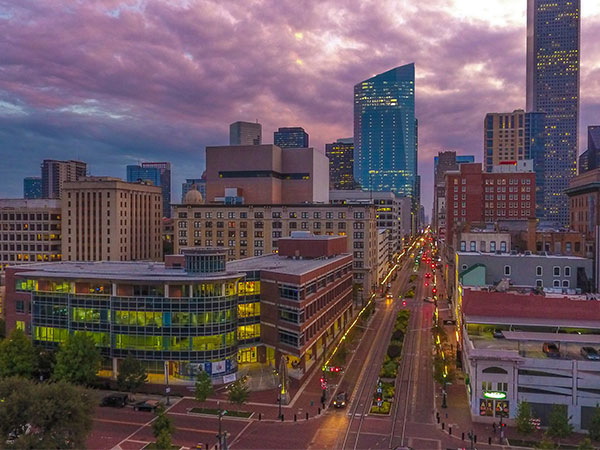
left=274, top=127, right=309, bottom=148
left=127, top=162, right=172, bottom=217
left=353, top=63, right=417, bottom=202
left=527, top=0, right=580, bottom=225
left=326, top=138, right=355, bottom=190
left=41, top=159, right=87, bottom=199
left=229, top=121, right=262, bottom=146
left=23, top=177, right=42, bottom=199
left=578, top=126, right=600, bottom=174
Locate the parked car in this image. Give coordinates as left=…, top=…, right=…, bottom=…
left=542, top=342, right=560, bottom=358
left=425, top=272, right=432, bottom=278
left=581, top=346, right=600, bottom=361
left=424, top=296, right=434, bottom=303
left=133, top=400, right=160, bottom=412
left=493, top=330, right=505, bottom=339
left=333, top=392, right=348, bottom=408
left=101, top=393, right=129, bottom=408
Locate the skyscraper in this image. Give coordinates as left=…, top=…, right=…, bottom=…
left=229, top=121, right=262, bottom=146
left=274, top=127, right=309, bottom=148
left=126, top=162, right=172, bottom=218
left=326, top=138, right=356, bottom=190
left=41, top=159, right=87, bottom=199
left=353, top=63, right=417, bottom=201
left=526, top=0, right=580, bottom=225
left=181, top=173, right=206, bottom=203
left=578, top=126, right=600, bottom=174
left=23, top=177, right=42, bottom=199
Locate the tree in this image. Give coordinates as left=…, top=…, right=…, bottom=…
left=516, top=401, right=535, bottom=435
left=0, top=329, right=36, bottom=378
left=152, top=404, right=174, bottom=449
left=578, top=438, right=594, bottom=450
left=228, top=379, right=250, bottom=405
left=588, top=405, right=600, bottom=441
left=34, top=345, right=56, bottom=381
left=547, top=404, right=573, bottom=439
left=53, top=332, right=101, bottom=385
left=0, top=318, right=5, bottom=339
left=535, top=435, right=557, bottom=449
left=194, top=370, right=213, bottom=403
left=117, top=354, right=147, bottom=394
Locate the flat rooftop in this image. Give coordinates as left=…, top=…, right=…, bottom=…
left=229, top=253, right=351, bottom=276
left=457, top=251, right=590, bottom=261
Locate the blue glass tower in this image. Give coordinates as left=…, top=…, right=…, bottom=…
left=127, top=163, right=172, bottom=217
left=23, top=177, right=42, bottom=199
left=353, top=63, right=417, bottom=202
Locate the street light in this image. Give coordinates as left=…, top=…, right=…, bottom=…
left=278, top=383, right=283, bottom=420
left=216, top=401, right=228, bottom=450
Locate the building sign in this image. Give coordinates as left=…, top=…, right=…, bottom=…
left=483, top=391, right=507, bottom=400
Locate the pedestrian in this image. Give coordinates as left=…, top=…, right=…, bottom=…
left=492, top=422, right=496, bottom=434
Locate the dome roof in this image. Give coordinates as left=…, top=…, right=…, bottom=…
left=184, top=186, right=204, bottom=205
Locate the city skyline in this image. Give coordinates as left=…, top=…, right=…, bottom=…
left=1, top=1, right=600, bottom=212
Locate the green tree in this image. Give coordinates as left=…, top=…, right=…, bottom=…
left=53, top=332, right=101, bottom=385
left=194, top=370, right=213, bottom=403
left=0, top=318, right=5, bottom=339
left=589, top=405, right=600, bottom=441
left=578, top=438, right=594, bottom=450
left=516, top=400, right=535, bottom=435
left=34, top=346, right=56, bottom=381
left=152, top=404, right=174, bottom=449
left=535, top=434, right=557, bottom=449
left=0, top=377, right=34, bottom=442
left=547, top=404, right=573, bottom=439
left=0, top=329, right=35, bottom=378
left=117, top=354, right=147, bottom=394
left=228, top=379, right=250, bottom=405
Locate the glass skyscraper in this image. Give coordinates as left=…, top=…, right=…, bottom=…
left=526, top=0, right=580, bottom=225
left=274, top=127, right=309, bottom=149
left=23, top=177, right=42, bottom=199
left=127, top=162, right=172, bottom=218
left=353, top=63, right=417, bottom=202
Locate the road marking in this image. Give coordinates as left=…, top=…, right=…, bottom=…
left=228, top=420, right=254, bottom=449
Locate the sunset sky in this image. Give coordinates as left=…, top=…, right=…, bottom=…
left=1, top=0, right=599, bottom=212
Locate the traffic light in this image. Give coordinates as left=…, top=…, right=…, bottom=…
left=402, top=300, right=407, bottom=306
left=432, top=287, right=437, bottom=294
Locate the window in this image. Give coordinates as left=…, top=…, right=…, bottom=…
left=500, top=241, right=507, bottom=252
left=553, top=280, right=560, bottom=288
left=564, top=267, right=571, bottom=277
left=562, top=280, right=570, bottom=288
left=460, top=241, right=466, bottom=251
left=536, top=266, right=543, bottom=276
left=470, top=241, right=476, bottom=252
left=553, top=267, right=560, bottom=277
left=503, top=265, right=511, bottom=276
left=490, top=241, right=496, bottom=252
left=536, top=279, right=543, bottom=288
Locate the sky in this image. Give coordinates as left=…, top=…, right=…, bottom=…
left=1, top=0, right=599, bottom=215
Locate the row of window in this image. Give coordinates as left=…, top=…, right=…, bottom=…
left=178, top=211, right=361, bottom=220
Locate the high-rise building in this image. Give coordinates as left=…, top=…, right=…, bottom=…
left=353, top=64, right=417, bottom=202
left=127, top=162, right=172, bottom=218
left=41, top=160, right=87, bottom=199
left=23, top=177, right=42, bottom=199
left=62, top=177, right=162, bottom=262
left=526, top=0, right=580, bottom=225
left=326, top=138, right=356, bottom=190
left=578, top=126, right=600, bottom=174
left=274, top=127, right=309, bottom=149
left=229, top=121, right=262, bottom=146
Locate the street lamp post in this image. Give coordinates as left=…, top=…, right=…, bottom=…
left=441, top=382, right=447, bottom=409
left=217, top=401, right=228, bottom=450
left=499, top=411, right=505, bottom=444
left=278, top=384, right=283, bottom=420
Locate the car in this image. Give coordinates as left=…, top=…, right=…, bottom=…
left=581, top=347, right=600, bottom=361
left=493, top=330, right=505, bottom=339
left=333, top=392, right=348, bottom=408
left=542, top=342, right=560, bottom=358
left=387, top=282, right=392, bottom=289
left=133, top=400, right=160, bottom=412
left=424, top=296, right=434, bottom=303
left=101, top=393, right=129, bottom=408
left=425, top=272, right=432, bottom=278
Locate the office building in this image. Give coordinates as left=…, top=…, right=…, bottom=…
left=173, top=202, right=378, bottom=302
left=578, top=126, right=600, bottom=174
left=527, top=0, right=581, bottom=225
left=41, top=160, right=87, bottom=199
left=432, top=152, right=475, bottom=239
left=0, top=199, right=61, bottom=273
left=329, top=190, right=412, bottom=249
left=353, top=63, right=417, bottom=201
left=5, top=235, right=354, bottom=382
left=229, top=121, right=262, bottom=146
left=23, top=177, right=42, bottom=199
left=181, top=175, right=206, bottom=203
left=273, top=127, right=309, bottom=149
left=445, top=162, right=536, bottom=242
left=127, top=162, right=172, bottom=218
left=377, top=229, right=392, bottom=284
left=62, top=177, right=162, bottom=262
left=326, top=138, right=356, bottom=190
left=205, top=144, right=329, bottom=205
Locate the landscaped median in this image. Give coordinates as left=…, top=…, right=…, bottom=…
left=189, top=407, right=253, bottom=418
left=370, top=310, right=411, bottom=414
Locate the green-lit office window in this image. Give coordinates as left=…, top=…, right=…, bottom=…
left=238, top=302, right=260, bottom=318
left=238, top=324, right=260, bottom=340
left=16, top=279, right=37, bottom=292
left=72, top=307, right=101, bottom=323
left=74, top=330, right=109, bottom=346
left=34, top=326, right=68, bottom=343
left=50, top=281, right=71, bottom=293
left=192, top=283, right=223, bottom=298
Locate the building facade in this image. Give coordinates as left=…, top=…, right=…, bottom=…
left=23, top=177, right=42, bottom=199
left=172, top=202, right=378, bottom=301
left=62, top=177, right=162, bottom=262
left=127, top=162, right=171, bottom=218
left=229, top=121, right=262, bottom=146
left=326, top=139, right=356, bottom=190
left=566, top=167, right=600, bottom=238
left=353, top=63, right=417, bottom=200
left=41, top=159, right=87, bottom=199
left=527, top=0, right=581, bottom=225
left=578, top=126, right=600, bottom=174
left=205, top=144, right=329, bottom=205
left=273, top=127, right=309, bottom=149
left=0, top=199, right=61, bottom=273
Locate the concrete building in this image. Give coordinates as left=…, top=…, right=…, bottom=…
left=23, top=177, right=42, bottom=199
left=205, top=144, right=329, bottom=205
left=41, top=159, right=87, bottom=199
left=127, top=162, right=172, bottom=218
left=578, top=126, right=600, bottom=174
left=173, top=201, right=378, bottom=302
left=274, top=127, right=309, bottom=149
left=326, top=138, right=356, bottom=190
left=329, top=190, right=412, bottom=250
left=566, top=167, right=600, bottom=238
left=0, top=199, right=62, bottom=273
left=5, top=235, right=354, bottom=382
left=457, top=231, right=512, bottom=254
left=377, top=229, right=392, bottom=284
left=62, top=177, right=162, bottom=262
left=445, top=162, right=536, bottom=241
left=229, top=121, right=262, bottom=146
left=460, top=289, right=600, bottom=431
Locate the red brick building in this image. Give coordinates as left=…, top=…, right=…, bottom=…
left=445, top=163, right=536, bottom=241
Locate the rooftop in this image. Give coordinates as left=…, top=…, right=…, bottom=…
left=229, top=252, right=351, bottom=276
left=457, top=251, right=590, bottom=261
left=0, top=199, right=61, bottom=209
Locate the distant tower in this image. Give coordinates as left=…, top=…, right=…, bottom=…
left=229, top=121, right=262, bottom=146
left=274, top=127, right=309, bottom=148
left=127, top=162, right=172, bottom=218
left=41, top=159, right=87, bottom=199
left=326, top=138, right=355, bottom=190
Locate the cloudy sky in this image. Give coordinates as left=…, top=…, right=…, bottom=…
left=1, top=0, right=599, bottom=213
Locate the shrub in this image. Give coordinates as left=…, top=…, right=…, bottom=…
left=392, top=330, right=405, bottom=341
left=387, top=344, right=402, bottom=360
